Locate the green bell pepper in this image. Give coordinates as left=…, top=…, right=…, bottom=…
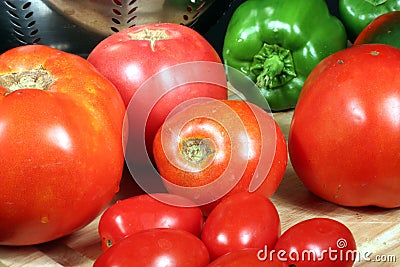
left=339, top=0, right=400, bottom=41
left=223, top=0, right=347, bottom=111
left=353, top=11, right=400, bottom=48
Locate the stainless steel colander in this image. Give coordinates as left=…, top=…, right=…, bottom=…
left=0, top=0, right=232, bottom=56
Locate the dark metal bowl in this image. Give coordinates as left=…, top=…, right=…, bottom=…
left=0, top=0, right=233, bottom=57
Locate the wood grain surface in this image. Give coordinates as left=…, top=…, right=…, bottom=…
left=0, top=110, right=399, bottom=267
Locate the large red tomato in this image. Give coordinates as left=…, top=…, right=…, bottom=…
left=98, top=193, right=204, bottom=251
left=201, top=192, right=281, bottom=260
left=288, top=44, right=400, bottom=208
left=273, top=218, right=357, bottom=267
left=0, top=45, right=126, bottom=245
left=94, top=228, right=210, bottom=267
left=87, top=23, right=227, bottom=163
left=153, top=99, right=287, bottom=213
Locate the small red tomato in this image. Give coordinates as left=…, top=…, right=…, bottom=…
left=98, top=193, right=204, bottom=250
left=94, top=228, right=210, bottom=267
left=273, top=218, right=357, bottom=267
left=207, top=248, right=287, bottom=267
left=153, top=99, right=287, bottom=214
left=201, top=192, right=281, bottom=260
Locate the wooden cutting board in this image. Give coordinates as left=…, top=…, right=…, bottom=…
left=0, top=110, right=399, bottom=267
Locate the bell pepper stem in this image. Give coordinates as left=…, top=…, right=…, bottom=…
left=250, top=43, right=296, bottom=89
left=255, top=55, right=284, bottom=88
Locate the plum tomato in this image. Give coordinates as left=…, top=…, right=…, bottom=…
left=93, top=228, right=210, bottom=267
left=98, top=193, right=204, bottom=251
left=201, top=192, right=281, bottom=260
left=288, top=44, right=400, bottom=207
left=273, top=218, right=357, bottom=267
left=0, top=45, right=126, bottom=245
left=153, top=99, right=288, bottom=213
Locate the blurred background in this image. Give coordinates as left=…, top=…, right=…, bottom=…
left=0, top=0, right=339, bottom=57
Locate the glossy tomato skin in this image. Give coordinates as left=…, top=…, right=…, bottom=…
left=289, top=44, right=400, bottom=207
left=201, top=192, right=281, bottom=260
left=207, top=248, right=287, bottom=267
left=94, top=228, right=210, bottom=267
left=87, top=23, right=227, bottom=162
left=0, top=45, right=126, bottom=245
left=273, top=218, right=356, bottom=267
left=153, top=99, right=287, bottom=214
left=98, top=193, right=205, bottom=251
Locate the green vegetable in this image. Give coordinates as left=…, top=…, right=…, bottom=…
left=339, top=0, right=400, bottom=41
left=223, top=0, right=347, bottom=111
left=353, top=11, right=400, bottom=48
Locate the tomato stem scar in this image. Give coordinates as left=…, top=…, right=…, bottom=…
left=0, top=65, right=55, bottom=95
left=181, top=138, right=215, bottom=165
left=128, top=28, right=170, bottom=52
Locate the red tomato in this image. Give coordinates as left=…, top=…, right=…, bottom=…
left=98, top=193, right=205, bottom=251
left=0, top=45, right=126, bottom=245
left=153, top=99, right=287, bottom=213
left=207, top=248, right=287, bottom=267
left=273, top=218, right=357, bottom=267
left=288, top=44, right=400, bottom=207
left=94, top=228, right=210, bottom=267
left=87, top=23, right=227, bottom=163
left=201, top=192, right=281, bottom=260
